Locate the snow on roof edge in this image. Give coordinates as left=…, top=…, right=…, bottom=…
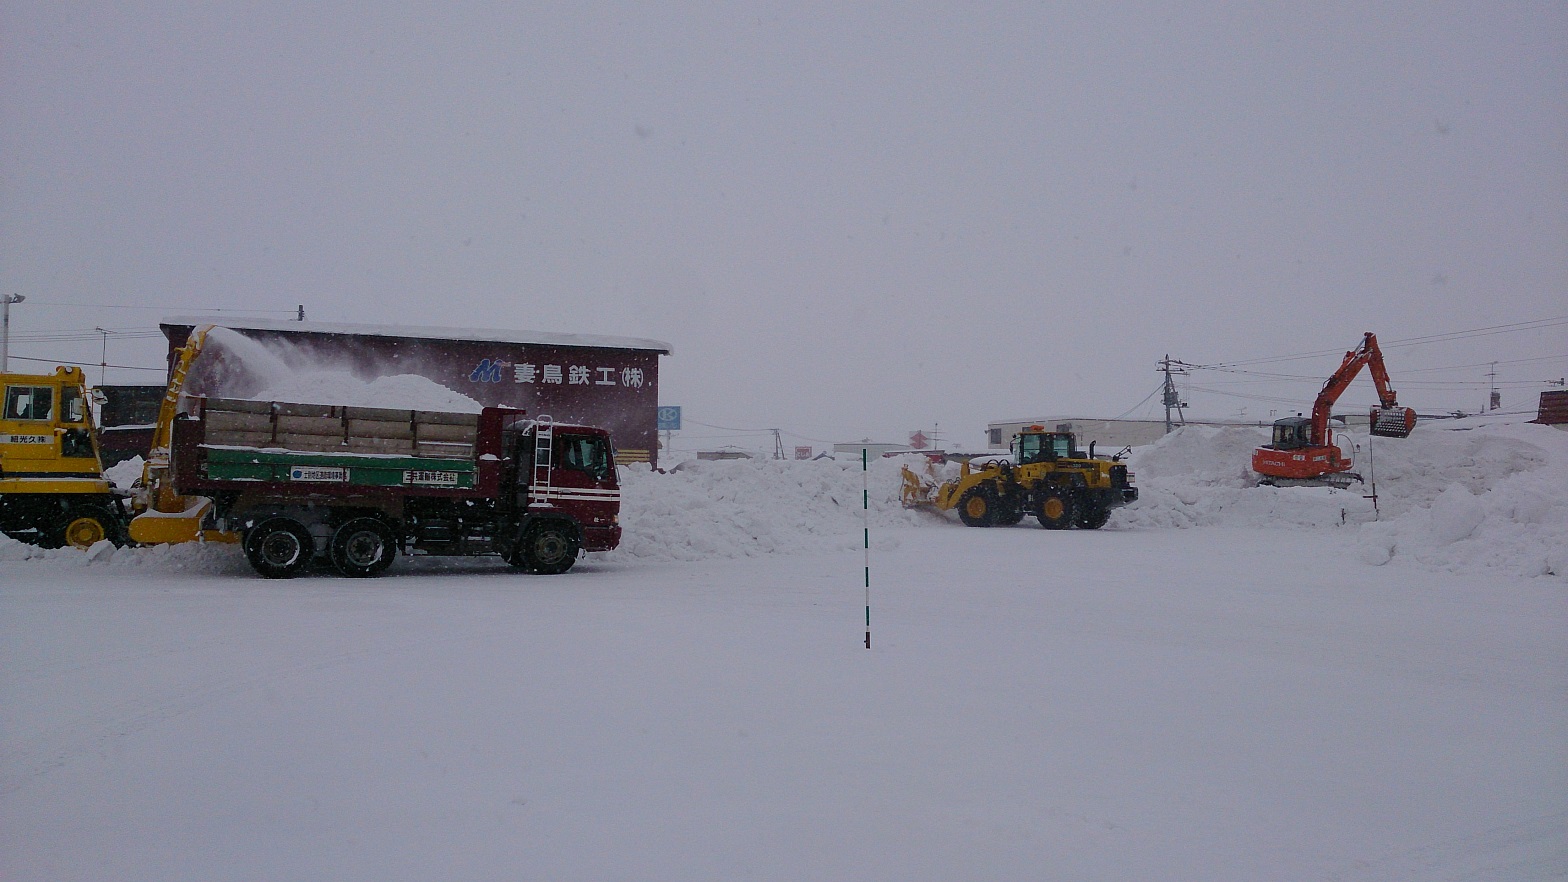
left=159, top=316, right=672, bottom=355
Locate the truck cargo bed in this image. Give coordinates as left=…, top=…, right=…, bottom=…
left=198, top=397, right=480, bottom=459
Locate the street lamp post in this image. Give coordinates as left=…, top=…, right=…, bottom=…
left=1, top=293, right=25, bottom=372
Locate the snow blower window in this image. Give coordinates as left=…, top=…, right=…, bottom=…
left=5, top=386, right=53, bottom=421
left=61, top=385, right=85, bottom=423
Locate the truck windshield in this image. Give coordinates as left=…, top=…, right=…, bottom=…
left=559, top=435, right=612, bottom=480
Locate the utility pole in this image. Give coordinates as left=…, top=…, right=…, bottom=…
left=95, top=327, right=112, bottom=385
left=1, top=293, right=24, bottom=372
left=1488, top=362, right=1499, bottom=411
left=772, top=429, right=784, bottom=460
left=297, top=304, right=306, bottom=321
left=1159, top=355, right=1188, bottom=434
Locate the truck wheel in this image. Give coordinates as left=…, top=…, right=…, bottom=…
left=329, top=518, right=396, bottom=578
left=244, top=518, right=315, bottom=579
left=957, top=487, right=997, bottom=527
left=521, top=522, right=579, bottom=575
left=1076, top=503, right=1111, bottom=530
left=1035, top=490, right=1076, bottom=530
left=53, top=504, right=122, bottom=550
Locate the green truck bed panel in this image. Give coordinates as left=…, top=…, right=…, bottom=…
left=201, top=446, right=479, bottom=490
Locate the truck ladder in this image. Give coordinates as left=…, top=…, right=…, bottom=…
left=529, top=415, right=554, bottom=508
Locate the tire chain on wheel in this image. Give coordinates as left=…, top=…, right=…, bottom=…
left=1035, top=486, right=1077, bottom=530
left=329, top=517, right=397, bottom=578
left=957, top=486, right=997, bottom=528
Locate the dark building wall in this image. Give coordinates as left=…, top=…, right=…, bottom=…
left=162, top=323, right=667, bottom=466
left=97, top=385, right=166, bottom=427
left=1538, top=390, right=1568, bottom=426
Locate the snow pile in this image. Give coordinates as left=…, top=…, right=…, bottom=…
left=0, top=530, right=245, bottom=572
left=1119, top=420, right=1568, bottom=579
left=1118, top=425, right=1375, bottom=530
left=104, top=455, right=145, bottom=489
left=1353, top=422, right=1568, bottom=577
left=606, top=457, right=924, bottom=562
left=248, top=371, right=482, bottom=412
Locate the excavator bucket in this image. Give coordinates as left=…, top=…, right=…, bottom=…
left=1370, top=406, right=1417, bottom=438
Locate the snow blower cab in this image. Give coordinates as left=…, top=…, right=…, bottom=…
left=0, top=365, right=128, bottom=548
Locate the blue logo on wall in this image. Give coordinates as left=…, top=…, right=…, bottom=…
left=469, top=359, right=504, bottom=383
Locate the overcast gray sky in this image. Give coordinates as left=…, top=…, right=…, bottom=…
left=3, top=3, right=1565, bottom=450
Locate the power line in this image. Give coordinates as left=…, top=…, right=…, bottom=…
left=1196, top=316, right=1568, bottom=370
left=22, top=301, right=298, bottom=314
left=10, top=329, right=165, bottom=342
left=1398, top=354, right=1568, bottom=374
left=1112, top=382, right=1166, bottom=420
left=4, top=353, right=166, bottom=372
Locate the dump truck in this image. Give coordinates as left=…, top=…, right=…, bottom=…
left=129, top=394, right=621, bottom=578
left=1, top=365, right=128, bottom=548
left=901, top=426, right=1137, bottom=529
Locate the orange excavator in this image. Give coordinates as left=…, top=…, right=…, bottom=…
left=1252, top=332, right=1416, bottom=488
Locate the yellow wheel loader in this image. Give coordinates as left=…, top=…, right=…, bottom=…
left=901, top=426, right=1138, bottom=529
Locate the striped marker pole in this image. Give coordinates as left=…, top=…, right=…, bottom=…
left=863, top=448, right=871, bottom=649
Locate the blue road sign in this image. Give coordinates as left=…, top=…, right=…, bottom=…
left=657, top=406, right=681, bottom=431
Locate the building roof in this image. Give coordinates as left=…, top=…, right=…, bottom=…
left=160, top=316, right=673, bottom=355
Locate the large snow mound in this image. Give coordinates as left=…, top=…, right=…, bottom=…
left=606, top=457, right=924, bottom=562
left=1121, top=420, right=1568, bottom=579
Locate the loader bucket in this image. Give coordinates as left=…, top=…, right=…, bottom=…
left=1369, top=406, right=1416, bottom=438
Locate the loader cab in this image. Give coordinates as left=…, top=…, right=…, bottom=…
left=1268, top=416, right=1312, bottom=451
left=1013, top=430, right=1077, bottom=465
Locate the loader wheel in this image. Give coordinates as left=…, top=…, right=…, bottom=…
left=958, top=487, right=997, bottom=527
left=244, top=517, right=315, bottom=579
left=54, top=505, right=123, bottom=550
left=520, top=521, right=580, bottom=575
left=1035, top=489, right=1076, bottom=530
left=329, top=517, right=396, bottom=578
left=1076, top=503, right=1112, bottom=530
left=995, top=493, right=1026, bottom=526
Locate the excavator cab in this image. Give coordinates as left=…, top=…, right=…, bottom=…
left=1268, top=417, right=1312, bottom=451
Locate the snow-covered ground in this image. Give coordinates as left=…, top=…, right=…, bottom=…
left=3, top=417, right=1566, bottom=880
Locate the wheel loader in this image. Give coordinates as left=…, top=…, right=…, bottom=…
left=901, top=427, right=1138, bottom=529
